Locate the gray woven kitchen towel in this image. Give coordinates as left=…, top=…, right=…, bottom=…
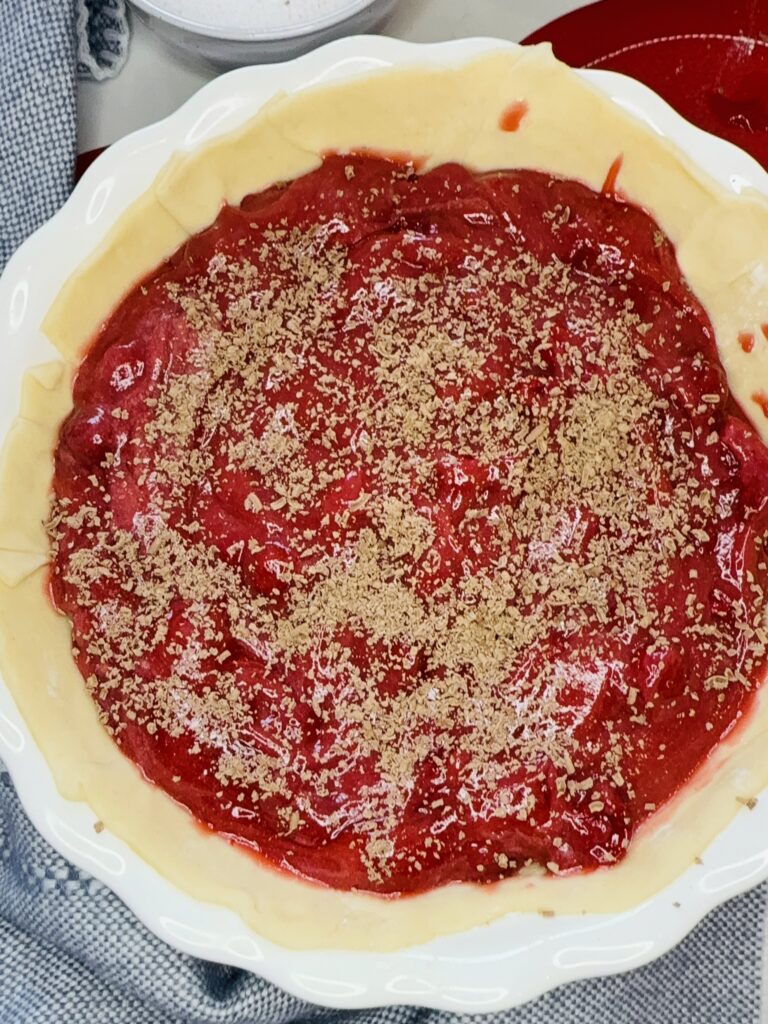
left=0, top=0, right=128, bottom=267
left=0, top=3, right=767, bottom=1022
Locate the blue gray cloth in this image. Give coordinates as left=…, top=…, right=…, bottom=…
left=76, top=0, right=130, bottom=80
left=1, top=0, right=128, bottom=266
left=1, top=0, right=76, bottom=267
left=0, top=3, right=766, bottom=1021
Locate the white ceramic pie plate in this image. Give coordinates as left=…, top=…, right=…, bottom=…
left=1, top=36, right=767, bottom=1013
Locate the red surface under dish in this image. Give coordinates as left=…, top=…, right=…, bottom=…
left=49, top=154, right=768, bottom=893
left=524, top=0, right=768, bottom=169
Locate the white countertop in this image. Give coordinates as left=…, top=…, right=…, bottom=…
left=77, top=0, right=587, bottom=152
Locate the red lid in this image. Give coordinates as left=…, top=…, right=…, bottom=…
left=523, top=0, right=768, bottom=168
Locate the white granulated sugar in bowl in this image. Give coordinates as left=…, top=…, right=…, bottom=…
left=148, top=0, right=381, bottom=37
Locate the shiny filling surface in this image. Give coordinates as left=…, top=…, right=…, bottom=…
left=49, top=154, right=768, bottom=894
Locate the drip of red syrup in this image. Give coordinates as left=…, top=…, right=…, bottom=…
left=499, top=100, right=529, bottom=132
left=752, top=391, right=768, bottom=418
left=739, top=331, right=756, bottom=353
left=601, top=154, right=624, bottom=197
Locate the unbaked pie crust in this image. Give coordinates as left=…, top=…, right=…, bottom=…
left=1, top=45, right=768, bottom=950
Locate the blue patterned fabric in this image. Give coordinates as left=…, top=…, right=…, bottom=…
left=77, top=0, right=130, bottom=80
left=0, top=3, right=766, bottom=1021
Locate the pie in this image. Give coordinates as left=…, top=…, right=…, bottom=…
left=2, top=45, right=768, bottom=950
